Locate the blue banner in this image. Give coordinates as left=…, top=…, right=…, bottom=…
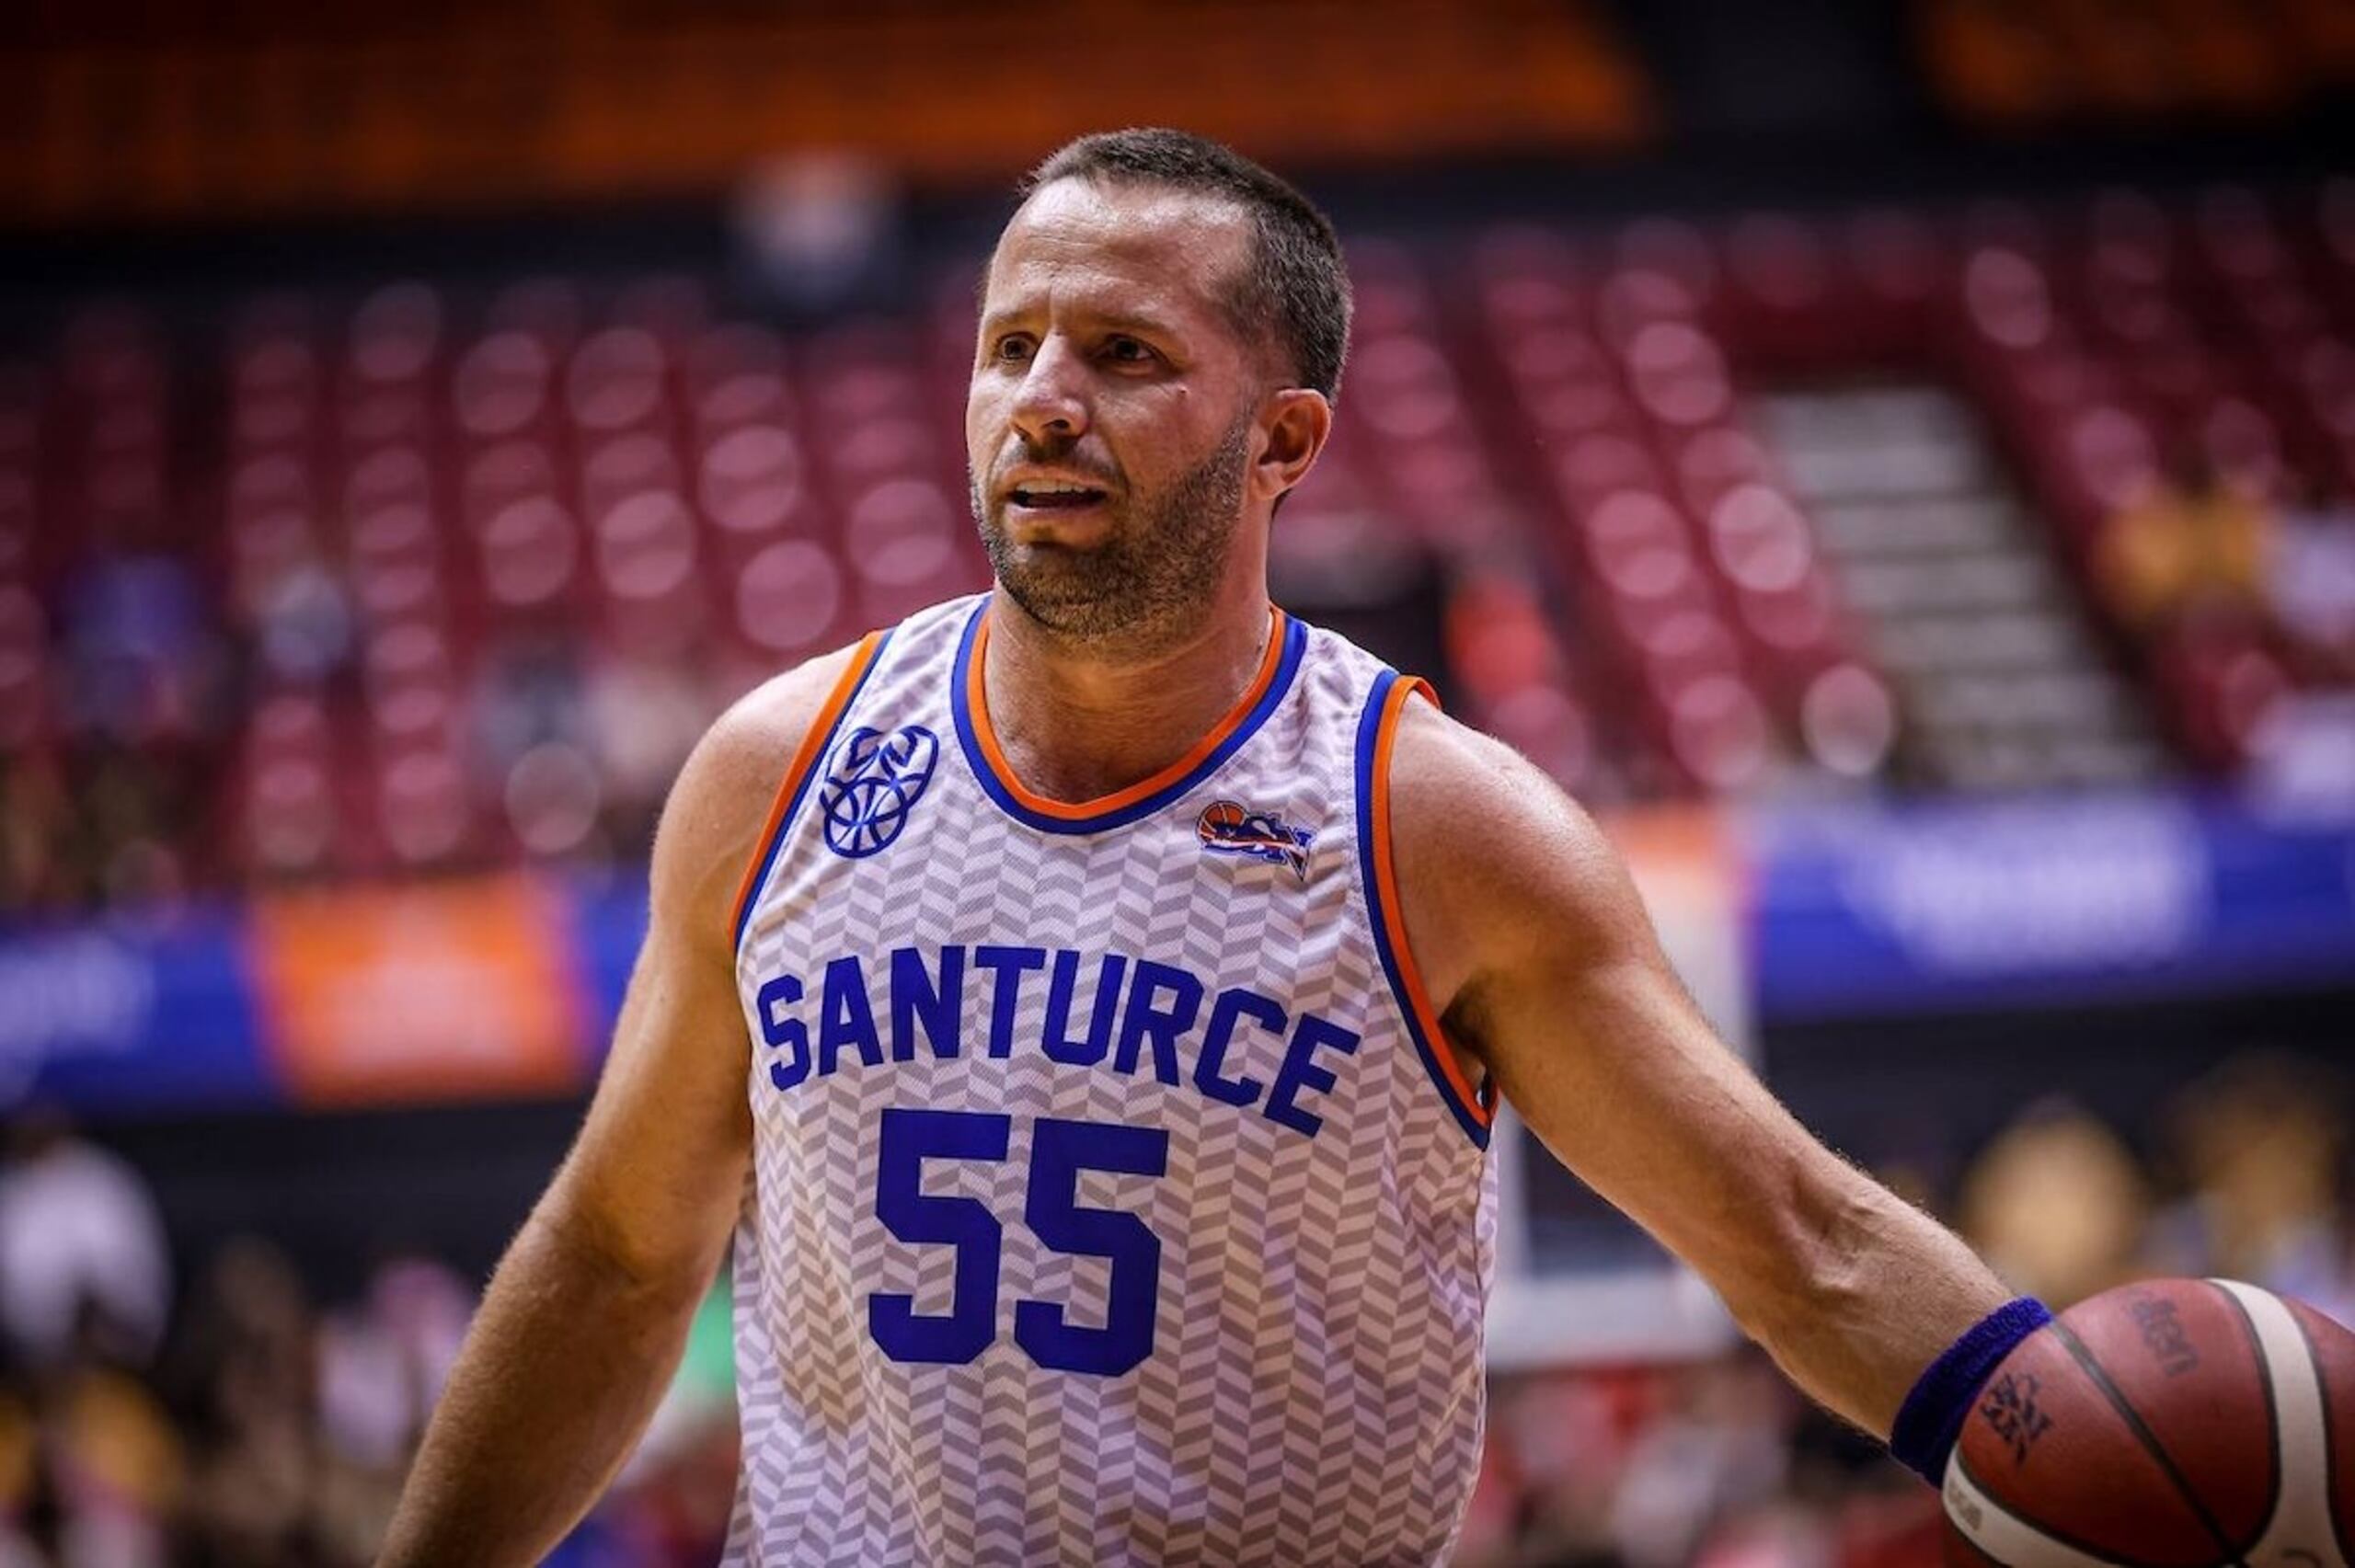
left=0, top=901, right=273, bottom=1116
left=1752, top=793, right=2355, bottom=1020
left=561, top=868, right=652, bottom=1071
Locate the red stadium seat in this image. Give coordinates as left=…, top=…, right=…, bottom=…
left=454, top=331, right=557, bottom=441
left=1487, top=679, right=1597, bottom=792
left=1671, top=426, right=1777, bottom=518
left=732, top=538, right=848, bottom=663
left=1799, top=661, right=1900, bottom=778
left=1552, top=433, right=1665, bottom=516
left=1631, top=606, right=1743, bottom=704
left=239, top=691, right=342, bottom=876
left=503, top=740, right=605, bottom=859
left=827, top=416, right=936, bottom=501
left=565, top=327, right=671, bottom=435
left=1961, top=247, right=2057, bottom=352
left=1663, top=671, right=1771, bottom=792
left=475, top=494, right=582, bottom=613
left=1351, top=336, right=1466, bottom=442
left=374, top=743, right=477, bottom=869
left=580, top=433, right=686, bottom=532
left=460, top=441, right=561, bottom=532
left=1706, top=483, right=1818, bottom=599
left=843, top=476, right=962, bottom=610
left=1621, top=321, right=1733, bottom=429
left=592, top=489, right=706, bottom=656
left=698, top=423, right=818, bottom=554
left=349, top=283, right=445, bottom=385
left=1593, top=267, right=1701, bottom=356
left=346, top=447, right=435, bottom=517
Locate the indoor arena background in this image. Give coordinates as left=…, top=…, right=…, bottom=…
left=1, top=3, right=2351, bottom=1563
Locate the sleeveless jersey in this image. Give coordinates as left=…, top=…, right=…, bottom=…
left=724, top=593, right=1499, bottom=1567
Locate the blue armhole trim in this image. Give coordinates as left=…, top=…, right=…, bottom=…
left=1353, top=668, right=1491, bottom=1150
left=1890, top=1296, right=2051, bottom=1485
left=729, top=629, right=893, bottom=956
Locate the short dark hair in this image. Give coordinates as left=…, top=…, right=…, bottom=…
left=1017, top=128, right=1352, bottom=403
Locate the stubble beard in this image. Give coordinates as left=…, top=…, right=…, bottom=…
left=972, top=412, right=1252, bottom=658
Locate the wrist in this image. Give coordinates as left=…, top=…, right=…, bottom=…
left=1890, top=1296, right=2052, bottom=1485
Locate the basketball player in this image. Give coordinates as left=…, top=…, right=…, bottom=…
left=380, top=131, right=2049, bottom=1565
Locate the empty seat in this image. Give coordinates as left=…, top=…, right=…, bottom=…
left=580, top=434, right=685, bottom=531
left=698, top=423, right=815, bottom=549
left=503, top=739, right=605, bottom=859
left=454, top=331, right=557, bottom=439
left=843, top=477, right=960, bottom=600
left=1593, top=267, right=1701, bottom=356
left=476, top=495, right=581, bottom=612
left=565, top=327, right=670, bottom=434
left=374, top=743, right=477, bottom=869
left=1622, top=322, right=1733, bottom=429
left=733, top=538, right=847, bottom=662
left=1663, top=673, right=1771, bottom=793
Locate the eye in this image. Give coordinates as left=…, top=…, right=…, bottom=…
left=1103, top=336, right=1154, bottom=364
left=992, top=334, right=1034, bottom=364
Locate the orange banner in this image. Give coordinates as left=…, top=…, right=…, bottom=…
left=249, top=874, right=586, bottom=1109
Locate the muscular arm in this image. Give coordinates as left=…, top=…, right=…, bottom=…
left=1388, top=700, right=2009, bottom=1439
left=378, top=647, right=856, bottom=1568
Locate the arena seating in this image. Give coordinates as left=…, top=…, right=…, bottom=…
left=1, top=180, right=2349, bottom=908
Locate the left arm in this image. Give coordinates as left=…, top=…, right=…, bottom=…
left=1386, top=699, right=2011, bottom=1439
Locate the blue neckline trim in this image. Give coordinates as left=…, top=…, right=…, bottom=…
left=950, top=597, right=1309, bottom=837
left=1353, top=668, right=1491, bottom=1150
left=730, top=629, right=893, bottom=955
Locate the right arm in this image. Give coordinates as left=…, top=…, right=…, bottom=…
left=377, top=646, right=858, bottom=1568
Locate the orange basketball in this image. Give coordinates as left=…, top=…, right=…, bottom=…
left=1943, top=1278, right=2355, bottom=1565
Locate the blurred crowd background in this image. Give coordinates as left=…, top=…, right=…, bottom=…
left=2, top=1, right=2351, bottom=1563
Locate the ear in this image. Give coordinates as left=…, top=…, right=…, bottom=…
left=1251, top=387, right=1334, bottom=507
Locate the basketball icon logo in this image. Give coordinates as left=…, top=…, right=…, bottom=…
left=1196, top=798, right=1315, bottom=882
left=820, top=725, right=939, bottom=859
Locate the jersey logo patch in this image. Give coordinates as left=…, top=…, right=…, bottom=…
left=1197, top=799, right=1314, bottom=882
left=820, top=725, right=939, bottom=859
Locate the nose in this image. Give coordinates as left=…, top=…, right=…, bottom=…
left=1008, top=336, right=1090, bottom=452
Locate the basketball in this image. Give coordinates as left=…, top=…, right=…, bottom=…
left=1943, top=1278, right=2355, bottom=1565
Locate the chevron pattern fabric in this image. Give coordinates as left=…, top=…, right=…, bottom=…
left=727, top=596, right=1497, bottom=1566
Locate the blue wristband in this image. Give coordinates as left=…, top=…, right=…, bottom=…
left=1890, top=1296, right=2051, bottom=1485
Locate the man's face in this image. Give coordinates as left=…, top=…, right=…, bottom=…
left=967, top=177, right=1263, bottom=649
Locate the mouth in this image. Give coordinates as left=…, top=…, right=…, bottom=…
left=1005, top=482, right=1110, bottom=517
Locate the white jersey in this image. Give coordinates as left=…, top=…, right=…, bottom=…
left=724, top=593, right=1499, bottom=1567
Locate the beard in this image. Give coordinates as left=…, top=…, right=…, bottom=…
left=972, top=411, right=1251, bottom=654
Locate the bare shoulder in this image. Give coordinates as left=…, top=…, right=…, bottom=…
left=651, top=639, right=870, bottom=940
left=1383, top=695, right=1645, bottom=1013
left=1385, top=696, right=1619, bottom=892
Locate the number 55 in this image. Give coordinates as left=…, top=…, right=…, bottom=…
left=867, top=1108, right=1170, bottom=1377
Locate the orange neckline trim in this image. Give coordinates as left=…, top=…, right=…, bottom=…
left=1370, top=675, right=1494, bottom=1127
left=963, top=603, right=1289, bottom=820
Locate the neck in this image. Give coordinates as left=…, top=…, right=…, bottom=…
left=981, top=584, right=1276, bottom=805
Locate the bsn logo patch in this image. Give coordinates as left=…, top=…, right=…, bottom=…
left=1196, top=799, right=1315, bottom=882
left=820, top=726, right=938, bottom=859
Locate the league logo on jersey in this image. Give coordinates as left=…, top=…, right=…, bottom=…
left=820, top=725, right=939, bottom=859
left=1196, top=799, right=1314, bottom=883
